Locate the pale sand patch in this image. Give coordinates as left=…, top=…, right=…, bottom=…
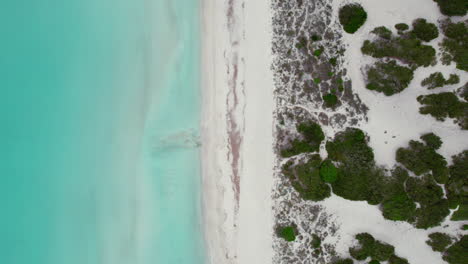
left=201, top=0, right=274, bottom=263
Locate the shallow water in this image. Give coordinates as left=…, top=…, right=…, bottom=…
left=0, top=0, right=204, bottom=263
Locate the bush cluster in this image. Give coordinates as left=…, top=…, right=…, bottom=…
left=406, top=175, right=450, bottom=228
left=426, top=232, right=453, bottom=252
left=323, top=93, right=339, bottom=108
left=417, top=92, right=468, bottom=130
left=365, top=60, right=414, bottom=96
left=320, top=159, right=338, bottom=183
left=421, top=72, right=460, bottom=89
left=280, top=121, right=325, bottom=157
left=276, top=225, right=296, bottom=242
left=433, top=0, right=467, bottom=16
left=348, top=233, right=409, bottom=263
left=381, top=168, right=416, bottom=222
left=443, top=235, right=468, bottom=264
left=446, top=150, right=468, bottom=221
left=326, top=128, right=385, bottom=204
left=395, top=23, right=409, bottom=32
left=333, top=259, right=354, bottom=264
left=396, top=134, right=448, bottom=183
left=411, top=18, right=439, bottom=42
left=362, top=25, right=436, bottom=67
left=440, top=20, right=468, bottom=71
left=311, top=234, right=321, bottom=248
left=282, top=155, right=331, bottom=201
left=339, top=4, right=367, bottom=34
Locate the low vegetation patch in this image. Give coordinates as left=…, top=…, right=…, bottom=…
left=323, top=93, right=338, bottom=108
left=446, top=150, right=468, bottom=221
left=396, top=133, right=448, bottom=183
left=440, top=20, right=468, bottom=71
left=365, top=60, right=414, bottom=96
left=339, top=3, right=367, bottom=34
left=443, top=235, right=468, bottom=264
left=320, top=159, right=338, bottom=183
left=280, top=121, right=325, bottom=157
left=433, top=0, right=467, bottom=16
left=362, top=24, right=436, bottom=67
left=411, top=18, right=439, bottom=42
left=276, top=225, right=297, bottom=242
left=282, top=155, right=331, bottom=201
left=417, top=92, right=468, bottom=130
left=427, top=232, right=453, bottom=252
left=327, top=128, right=385, bottom=204
left=421, top=72, right=460, bottom=89
left=395, top=23, right=409, bottom=32
left=348, top=233, right=408, bottom=263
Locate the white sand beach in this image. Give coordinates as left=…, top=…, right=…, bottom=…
left=201, top=0, right=274, bottom=263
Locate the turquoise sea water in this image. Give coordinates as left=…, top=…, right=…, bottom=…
left=1, top=1, right=204, bottom=264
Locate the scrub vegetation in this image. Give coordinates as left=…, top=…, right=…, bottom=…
left=339, top=4, right=367, bottom=34
left=280, top=121, right=325, bottom=157
left=421, top=72, right=460, bottom=89
left=417, top=92, right=468, bottom=130
left=282, top=155, right=331, bottom=201
left=348, top=233, right=409, bottom=263
left=365, top=60, right=414, bottom=96
left=440, top=20, right=468, bottom=71
left=433, top=0, right=467, bottom=17
left=426, top=232, right=453, bottom=252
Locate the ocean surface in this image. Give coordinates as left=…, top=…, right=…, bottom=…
left=0, top=1, right=204, bottom=264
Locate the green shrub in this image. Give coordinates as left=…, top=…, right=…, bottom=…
left=311, top=234, right=321, bottom=248
left=339, top=4, right=367, bottom=34
left=372, top=26, right=392, bottom=39
left=280, top=121, right=325, bottom=157
left=282, top=155, right=331, bottom=201
left=382, top=193, right=416, bottom=221
left=326, top=128, right=385, bottom=204
left=361, top=33, right=436, bottom=67
left=395, top=23, right=409, bottom=31
left=443, top=235, right=468, bottom=264
left=323, top=93, right=338, bottom=108
left=320, top=159, right=338, bottom=183
left=421, top=72, right=460, bottom=89
left=446, top=151, right=468, bottom=220
left=420, top=132, right=443, bottom=149
left=349, top=233, right=395, bottom=261
left=388, top=255, right=409, bottom=264
left=440, top=20, right=468, bottom=71
left=417, top=92, right=468, bottom=130
left=426, top=232, right=452, bottom=252
left=369, top=260, right=380, bottom=264
left=411, top=18, right=439, bottom=42
left=333, top=259, right=354, bottom=264
left=433, top=0, right=467, bottom=16
left=311, top=34, right=321, bottom=41
left=396, top=139, right=448, bottom=183
left=314, top=47, right=324, bottom=56
left=414, top=199, right=450, bottom=229
left=276, top=225, right=296, bottom=242
left=365, top=60, right=414, bottom=96
left=406, top=174, right=444, bottom=205
left=314, top=77, right=322, bottom=84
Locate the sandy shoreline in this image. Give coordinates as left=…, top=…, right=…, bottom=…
left=200, top=0, right=274, bottom=263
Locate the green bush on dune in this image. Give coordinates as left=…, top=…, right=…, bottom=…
left=276, top=225, right=297, bottom=242
left=421, top=72, right=460, bottom=89
left=411, top=18, right=439, bottom=42
left=440, top=20, right=468, bottom=71
left=282, top=155, right=331, bottom=201
left=339, top=4, right=367, bottom=34
left=417, top=92, right=468, bottom=130
left=433, top=0, right=467, bottom=16
left=365, top=60, right=414, bottom=96
left=443, top=235, right=468, bottom=264
left=280, top=121, right=325, bottom=157
left=427, top=232, right=453, bottom=252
